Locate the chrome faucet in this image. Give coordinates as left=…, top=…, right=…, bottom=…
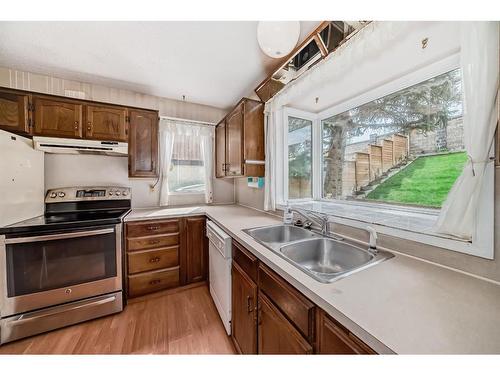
left=290, top=208, right=342, bottom=240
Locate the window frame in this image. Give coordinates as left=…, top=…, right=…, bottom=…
left=277, top=54, right=494, bottom=259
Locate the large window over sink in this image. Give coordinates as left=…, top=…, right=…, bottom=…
left=320, top=69, right=465, bottom=208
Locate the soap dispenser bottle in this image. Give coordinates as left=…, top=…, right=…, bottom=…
left=283, top=206, right=293, bottom=225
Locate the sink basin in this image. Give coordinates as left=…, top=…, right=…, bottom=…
left=243, top=224, right=394, bottom=283
left=280, top=238, right=384, bottom=282
left=243, top=225, right=320, bottom=249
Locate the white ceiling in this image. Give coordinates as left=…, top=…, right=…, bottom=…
left=0, top=21, right=318, bottom=109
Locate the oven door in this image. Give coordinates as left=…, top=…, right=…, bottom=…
left=0, top=224, right=122, bottom=317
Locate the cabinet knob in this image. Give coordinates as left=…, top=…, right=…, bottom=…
left=74, top=121, right=79, bottom=130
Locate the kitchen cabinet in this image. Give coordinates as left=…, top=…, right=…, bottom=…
left=184, top=216, right=208, bottom=284
left=231, top=261, right=258, bottom=354
left=225, top=102, right=244, bottom=176
left=316, top=309, right=376, bottom=354
left=215, top=98, right=265, bottom=178
left=128, top=109, right=159, bottom=178
left=85, top=104, right=128, bottom=142
left=215, top=119, right=226, bottom=178
left=33, top=96, right=83, bottom=139
left=0, top=88, right=31, bottom=135
left=258, top=293, right=313, bottom=354
left=230, top=240, right=376, bottom=354
left=125, top=216, right=207, bottom=299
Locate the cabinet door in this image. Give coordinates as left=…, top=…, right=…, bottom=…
left=242, top=100, right=265, bottom=176
left=184, top=216, right=207, bottom=284
left=258, top=293, right=313, bottom=354
left=215, top=120, right=226, bottom=178
left=128, top=109, right=158, bottom=178
left=316, top=309, right=375, bottom=354
left=225, top=102, right=243, bottom=176
left=0, top=90, right=30, bottom=135
left=33, top=97, right=83, bottom=138
left=85, top=105, right=127, bottom=141
left=231, top=262, right=258, bottom=354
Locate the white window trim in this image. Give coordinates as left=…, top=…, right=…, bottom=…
left=282, top=107, right=319, bottom=203
left=277, top=54, right=494, bottom=259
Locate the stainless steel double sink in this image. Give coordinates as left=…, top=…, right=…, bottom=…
left=243, top=225, right=393, bottom=283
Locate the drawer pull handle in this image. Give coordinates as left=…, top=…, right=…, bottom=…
left=149, top=240, right=160, bottom=244
left=149, top=257, right=161, bottom=263
left=149, top=279, right=162, bottom=285
left=147, top=226, right=160, bottom=230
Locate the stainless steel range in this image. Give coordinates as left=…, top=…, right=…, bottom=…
left=0, top=186, right=131, bottom=344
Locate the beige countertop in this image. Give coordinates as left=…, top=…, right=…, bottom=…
left=125, top=204, right=500, bottom=354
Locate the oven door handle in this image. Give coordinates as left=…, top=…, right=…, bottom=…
left=4, top=228, right=115, bottom=244
left=8, top=295, right=117, bottom=326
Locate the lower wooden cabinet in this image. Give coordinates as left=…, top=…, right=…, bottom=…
left=230, top=240, right=377, bottom=355
left=231, top=262, right=258, bottom=354
left=258, top=292, right=313, bottom=354
left=184, top=216, right=208, bottom=284
left=125, top=216, right=207, bottom=298
left=316, top=309, right=376, bottom=354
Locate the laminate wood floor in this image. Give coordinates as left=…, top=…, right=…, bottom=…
left=0, top=284, right=235, bottom=354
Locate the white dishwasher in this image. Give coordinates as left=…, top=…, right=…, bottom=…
left=206, top=220, right=232, bottom=335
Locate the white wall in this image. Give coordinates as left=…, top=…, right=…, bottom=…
left=0, top=130, right=44, bottom=226
left=0, top=66, right=236, bottom=208
left=234, top=177, right=265, bottom=211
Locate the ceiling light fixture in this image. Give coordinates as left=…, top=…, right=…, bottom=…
left=257, top=21, right=300, bottom=59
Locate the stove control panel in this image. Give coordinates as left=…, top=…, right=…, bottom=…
left=45, top=186, right=131, bottom=202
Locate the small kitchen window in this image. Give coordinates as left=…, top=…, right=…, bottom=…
left=159, top=118, right=214, bottom=206
left=167, top=134, right=206, bottom=194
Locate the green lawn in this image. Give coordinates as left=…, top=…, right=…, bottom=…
left=365, top=152, right=467, bottom=208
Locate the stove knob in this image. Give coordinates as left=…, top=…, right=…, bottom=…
left=50, top=192, right=57, bottom=198
left=58, top=192, right=66, bottom=198
left=115, top=191, right=121, bottom=196
left=122, top=190, right=128, bottom=196
left=109, top=191, right=114, bottom=196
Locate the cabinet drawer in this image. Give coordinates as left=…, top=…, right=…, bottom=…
left=128, top=246, right=179, bottom=274
left=258, top=263, right=315, bottom=343
left=127, top=233, right=179, bottom=251
left=128, top=267, right=180, bottom=297
left=126, top=219, right=179, bottom=238
left=232, top=241, right=258, bottom=282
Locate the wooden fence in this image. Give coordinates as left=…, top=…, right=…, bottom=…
left=351, top=134, right=408, bottom=192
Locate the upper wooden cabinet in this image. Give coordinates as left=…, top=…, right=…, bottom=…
left=85, top=105, right=128, bottom=142
left=215, top=119, right=226, bottom=178
left=215, top=98, right=264, bottom=178
left=128, top=109, right=159, bottom=178
left=33, top=96, right=83, bottom=139
left=226, top=102, right=244, bottom=176
left=0, top=89, right=31, bottom=135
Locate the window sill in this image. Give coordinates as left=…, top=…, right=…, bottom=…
left=281, top=200, right=476, bottom=256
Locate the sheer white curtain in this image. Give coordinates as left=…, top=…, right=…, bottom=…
left=158, top=119, right=215, bottom=206
left=435, top=22, right=499, bottom=240
left=263, top=110, right=276, bottom=211
left=159, top=120, right=175, bottom=206
left=201, top=130, right=214, bottom=203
